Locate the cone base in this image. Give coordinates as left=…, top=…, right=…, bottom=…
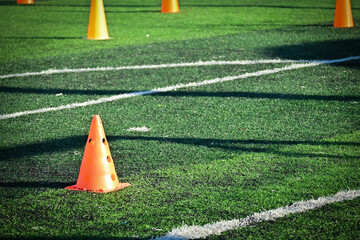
left=161, top=10, right=180, bottom=13
left=161, top=0, right=179, bottom=13
left=333, top=24, right=354, bottom=28
left=17, top=0, right=34, bottom=4
left=65, top=183, right=130, bottom=193
left=86, top=36, right=112, bottom=40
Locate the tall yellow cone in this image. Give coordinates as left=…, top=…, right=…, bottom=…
left=17, top=0, right=34, bottom=4
left=87, top=0, right=110, bottom=40
left=161, top=0, right=179, bottom=13
left=66, top=115, right=130, bottom=193
left=334, top=0, right=354, bottom=28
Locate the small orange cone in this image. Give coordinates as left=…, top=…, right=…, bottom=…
left=87, top=0, right=110, bottom=40
left=66, top=115, right=130, bottom=193
left=17, top=0, right=34, bottom=4
left=334, top=0, right=354, bottom=28
left=161, top=0, right=179, bottom=13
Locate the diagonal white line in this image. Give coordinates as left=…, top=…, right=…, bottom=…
left=0, top=59, right=305, bottom=80
left=0, top=63, right=316, bottom=120
left=0, top=56, right=359, bottom=120
left=155, top=189, right=360, bottom=240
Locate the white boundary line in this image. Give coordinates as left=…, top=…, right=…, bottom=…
left=155, top=189, right=360, bottom=240
left=0, top=56, right=359, bottom=120
left=0, top=59, right=309, bottom=80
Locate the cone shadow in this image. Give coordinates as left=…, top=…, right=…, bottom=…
left=1, top=135, right=358, bottom=162
left=1, top=87, right=359, bottom=102
left=1, top=236, right=146, bottom=240
left=1, top=36, right=83, bottom=40
left=0, top=181, right=72, bottom=189
left=180, top=4, right=339, bottom=10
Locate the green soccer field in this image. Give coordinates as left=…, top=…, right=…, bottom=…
left=1, top=0, right=360, bottom=239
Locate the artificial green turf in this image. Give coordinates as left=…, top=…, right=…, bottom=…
left=1, top=0, right=360, bottom=239
left=1, top=132, right=359, bottom=238
left=208, top=197, right=360, bottom=240
left=1, top=0, right=359, bottom=64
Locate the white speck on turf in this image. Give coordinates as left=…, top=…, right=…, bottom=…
left=127, top=126, right=151, bottom=132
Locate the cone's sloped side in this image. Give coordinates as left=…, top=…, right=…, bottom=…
left=66, top=115, right=130, bottom=193
left=17, top=0, right=34, bottom=4
left=334, top=0, right=354, bottom=28
left=87, top=0, right=110, bottom=40
left=161, top=0, right=180, bottom=13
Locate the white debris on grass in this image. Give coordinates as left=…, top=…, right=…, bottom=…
left=127, top=126, right=151, bottom=132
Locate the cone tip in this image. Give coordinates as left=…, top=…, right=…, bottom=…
left=92, top=114, right=102, bottom=122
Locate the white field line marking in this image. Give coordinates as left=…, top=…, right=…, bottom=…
left=0, top=59, right=306, bottom=79
left=1, top=56, right=359, bottom=80
left=155, top=189, right=360, bottom=240
left=0, top=56, right=359, bottom=120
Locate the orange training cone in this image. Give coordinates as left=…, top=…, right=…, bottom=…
left=17, top=0, right=34, bottom=4
left=334, top=0, right=354, bottom=28
left=161, top=0, right=179, bottom=13
left=87, top=0, right=110, bottom=40
left=66, top=115, right=130, bottom=193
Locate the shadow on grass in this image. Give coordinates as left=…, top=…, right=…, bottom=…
left=0, top=181, right=72, bottom=189
left=1, top=36, right=83, bottom=40
left=109, top=135, right=360, bottom=160
left=108, top=10, right=159, bottom=13
left=0, top=2, right=15, bottom=5
left=1, top=86, right=359, bottom=102
left=27, top=4, right=159, bottom=8
left=180, top=4, right=339, bottom=10
left=2, top=2, right=352, bottom=10
left=0, top=135, right=87, bottom=161
left=48, top=9, right=159, bottom=13
left=154, top=91, right=360, bottom=101
left=1, top=236, right=147, bottom=240
left=199, top=23, right=332, bottom=28
left=0, top=86, right=130, bottom=95
left=1, top=135, right=359, bottom=161
left=265, top=38, right=360, bottom=68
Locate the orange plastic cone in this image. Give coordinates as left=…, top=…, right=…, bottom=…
left=161, top=0, right=179, bottom=13
left=87, top=0, right=110, bottom=40
left=334, top=0, right=354, bottom=28
left=17, top=0, right=34, bottom=4
left=66, top=115, right=130, bottom=193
